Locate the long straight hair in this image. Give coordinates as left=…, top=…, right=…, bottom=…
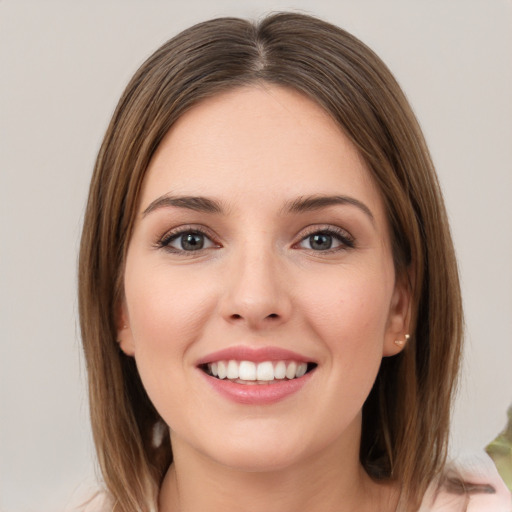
left=78, top=13, right=463, bottom=511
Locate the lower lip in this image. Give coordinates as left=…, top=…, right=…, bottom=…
left=201, top=370, right=314, bottom=405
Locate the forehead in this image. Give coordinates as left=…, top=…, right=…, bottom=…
left=140, top=85, right=384, bottom=219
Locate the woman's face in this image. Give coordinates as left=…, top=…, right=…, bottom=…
left=118, top=85, right=409, bottom=472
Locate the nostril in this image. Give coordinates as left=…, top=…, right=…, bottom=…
left=230, top=313, right=279, bottom=319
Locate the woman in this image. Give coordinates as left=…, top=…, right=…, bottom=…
left=77, top=12, right=510, bottom=512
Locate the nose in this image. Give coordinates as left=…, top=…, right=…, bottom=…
left=219, top=243, right=292, bottom=330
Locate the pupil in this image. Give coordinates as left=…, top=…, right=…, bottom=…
left=310, top=233, right=332, bottom=250
left=182, top=233, right=204, bottom=250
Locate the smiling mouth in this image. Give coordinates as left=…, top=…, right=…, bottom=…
left=200, top=360, right=317, bottom=385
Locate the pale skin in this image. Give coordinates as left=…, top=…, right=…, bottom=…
left=118, top=84, right=411, bottom=512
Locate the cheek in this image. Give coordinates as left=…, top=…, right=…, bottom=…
left=303, top=262, right=391, bottom=325
left=125, top=259, right=215, bottom=349
left=123, top=258, right=218, bottom=413
left=298, top=264, right=393, bottom=370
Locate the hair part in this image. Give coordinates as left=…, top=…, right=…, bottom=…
left=79, top=12, right=463, bottom=511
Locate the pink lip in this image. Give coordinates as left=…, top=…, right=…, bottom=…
left=200, top=370, right=314, bottom=405
left=196, top=345, right=316, bottom=405
left=195, top=346, right=313, bottom=365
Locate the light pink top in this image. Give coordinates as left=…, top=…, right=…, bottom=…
left=418, top=453, right=511, bottom=511
left=67, top=453, right=511, bottom=511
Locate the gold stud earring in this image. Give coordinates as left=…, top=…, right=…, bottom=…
left=394, top=334, right=410, bottom=347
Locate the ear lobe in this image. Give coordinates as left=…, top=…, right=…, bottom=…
left=383, top=272, right=412, bottom=357
left=116, top=302, right=135, bottom=356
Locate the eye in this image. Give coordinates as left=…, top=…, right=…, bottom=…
left=301, top=232, right=338, bottom=251
left=298, top=228, right=354, bottom=252
left=160, top=229, right=218, bottom=253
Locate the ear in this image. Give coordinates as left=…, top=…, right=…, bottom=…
left=383, top=270, right=413, bottom=357
left=116, top=300, right=135, bottom=356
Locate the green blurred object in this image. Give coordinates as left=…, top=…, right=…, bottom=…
left=486, top=405, right=512, bottom=491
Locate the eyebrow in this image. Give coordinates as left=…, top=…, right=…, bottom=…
left=284, top=195, right=375, bottom=223
left=142, top=193, right=374, bottom=223
left=142, top=195, right=224, bottom=216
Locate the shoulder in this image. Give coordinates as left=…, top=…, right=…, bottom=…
left=420, top=452, right=512, bottom=511
left=64, top=482, right=114, bottom=512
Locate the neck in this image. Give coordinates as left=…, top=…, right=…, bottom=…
left=158, top=420, right=398, bottom=512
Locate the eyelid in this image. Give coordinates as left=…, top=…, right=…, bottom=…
left=155, top=224, right=221, bottom=253
left=294, top=225, right=355, bottom=251
left=154, top=223, right=354, bottom=254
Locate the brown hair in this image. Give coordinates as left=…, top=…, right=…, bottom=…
left=78, top=12, right=463, bottom=511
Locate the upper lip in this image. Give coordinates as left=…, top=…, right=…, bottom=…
left=196, top=346, right=315, bottom=366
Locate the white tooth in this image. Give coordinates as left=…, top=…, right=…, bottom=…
left=256, top=361, right=274, bottom=381
left=217, top=361, right=227, bottom=379
left=210, top=362, right=218, bottom=377
left=274, top=361, right=286, bottom=379
left=239, top=361, right=256, bottom=380
left=285, top=361, right=297, bottom=380
left=226, top=360, right=239, bottom=379
left=296, top=363, right=307, bottom=378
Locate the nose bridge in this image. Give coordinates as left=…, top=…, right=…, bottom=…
left=222, top=237, right=291, bottom=327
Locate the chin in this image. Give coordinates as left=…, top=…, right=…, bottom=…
left=175, top=420, right=303, bottom=472
left=208, top=443, right=305, bottom=474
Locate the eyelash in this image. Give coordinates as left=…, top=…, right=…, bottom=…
left=155, top=225, right=355, bottom=255
left=155, top=225, right=219, bottom=255
left=295, top=225, right=355, bottom=253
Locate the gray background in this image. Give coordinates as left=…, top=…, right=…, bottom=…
left=1, top=1, right=511, bottom=510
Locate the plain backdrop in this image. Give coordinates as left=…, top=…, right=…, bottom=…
left=1, top=1, right=511, bottom=510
